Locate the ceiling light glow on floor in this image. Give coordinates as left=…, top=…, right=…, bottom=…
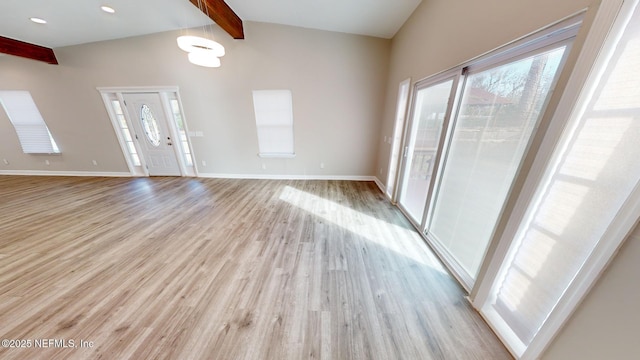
left=101, top=6, right=116, bottom=14
left=30, top=17, right=47, bottom=24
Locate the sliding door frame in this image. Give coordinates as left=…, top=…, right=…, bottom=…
left=470, top=1, right=638, bottom=358
left=418, top=14, right=584, bottom=291
left=390, top=1, right=632, bottom=358
left=395, top=69, right=462, bottom=230
left=386, top=78, right=412, bottom=203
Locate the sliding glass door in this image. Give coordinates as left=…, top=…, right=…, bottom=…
left=393, top=15, right=582, bottom=293
left=397, top=76, right=456, bottom=224
left=427, top=45, right=571, bottom=283
left=391, top=8, right=638, bottom=358
left=479, top=3, right=640, bottom=356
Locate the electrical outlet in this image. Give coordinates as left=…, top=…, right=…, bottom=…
left=92, top=160, right=98, bottom=166
left=320, top=162, right=325, bottom=169
left=262, top=163, right=266, bottom=170
left=201, top=160, right=207, bottom=167
left=2, top=158, right=8, bottom=165
left=45, top=160, right=50, bottom=166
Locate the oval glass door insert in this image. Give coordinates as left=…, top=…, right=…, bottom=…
left=140, top=104, right=161, bottom=147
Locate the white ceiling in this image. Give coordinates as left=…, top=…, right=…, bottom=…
left=0, top=0, right=213, bottom=48
left=0, top=0, right=421, bottom=49
left=226, top=0, right=422, bottom=39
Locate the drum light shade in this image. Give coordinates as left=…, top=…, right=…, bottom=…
left=176, top=36, right=225, bottom=57
left=187, top=51, right=221, bottom=68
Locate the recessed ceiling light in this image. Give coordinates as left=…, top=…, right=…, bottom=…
left=30, top=17, right=47, bottom=24
left=101, top=6, right=116, bottom=14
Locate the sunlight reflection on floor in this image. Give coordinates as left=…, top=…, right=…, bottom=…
left=278, top=185, right=447, bottom=274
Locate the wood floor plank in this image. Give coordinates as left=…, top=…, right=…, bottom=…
left=0, top=176, right=511, bottom=359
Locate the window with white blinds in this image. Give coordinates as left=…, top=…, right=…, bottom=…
left=482, top=2, right=640, bottom=357
left=252, top=90, right=295, bottom=158
left=0, top=91, right=60, bottom=154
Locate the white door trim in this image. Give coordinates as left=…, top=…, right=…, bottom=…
left=385, top=78, right=412, bottom=203
left=99, top=87, right=196, bottom=177
left=97, top=86, right=179, bottom=93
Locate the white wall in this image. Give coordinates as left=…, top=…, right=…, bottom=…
left=542, top=224, right=640, bottom=359
left=0, top=21, right=390, bottom=177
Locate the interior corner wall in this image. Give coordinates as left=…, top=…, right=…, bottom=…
left=0, top=21, right=390, bottom=177
left=541, top=224, right=640, bottom=359
left=376, top=0, right=594, bottom=189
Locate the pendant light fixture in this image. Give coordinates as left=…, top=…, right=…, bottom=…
left=187, top=51, right=222, bottom=68
left=177, top=0, right=225, bottom=68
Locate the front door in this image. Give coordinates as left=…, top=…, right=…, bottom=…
left=124, top=93, right=181, bottom=176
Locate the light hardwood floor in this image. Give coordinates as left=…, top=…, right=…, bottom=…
left=0, top=176, right=511, bottom=360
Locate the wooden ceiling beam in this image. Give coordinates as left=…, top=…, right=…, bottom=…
left=0, top=36, right=58, bottom=65
left=189, top=0, right=244, bottom=39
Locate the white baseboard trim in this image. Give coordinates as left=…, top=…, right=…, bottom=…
left=197, top=173, right=377, bottom=181
left=0, top=171, right=381, bottom=182
left=0, top=170, right=131, bottom=177
left=373, top=177, right=386, bottom=194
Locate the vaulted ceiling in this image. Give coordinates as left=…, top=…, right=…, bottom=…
left=0, top=0, right=421, bottom=49
left=0, top=0, right=213, bottom=48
